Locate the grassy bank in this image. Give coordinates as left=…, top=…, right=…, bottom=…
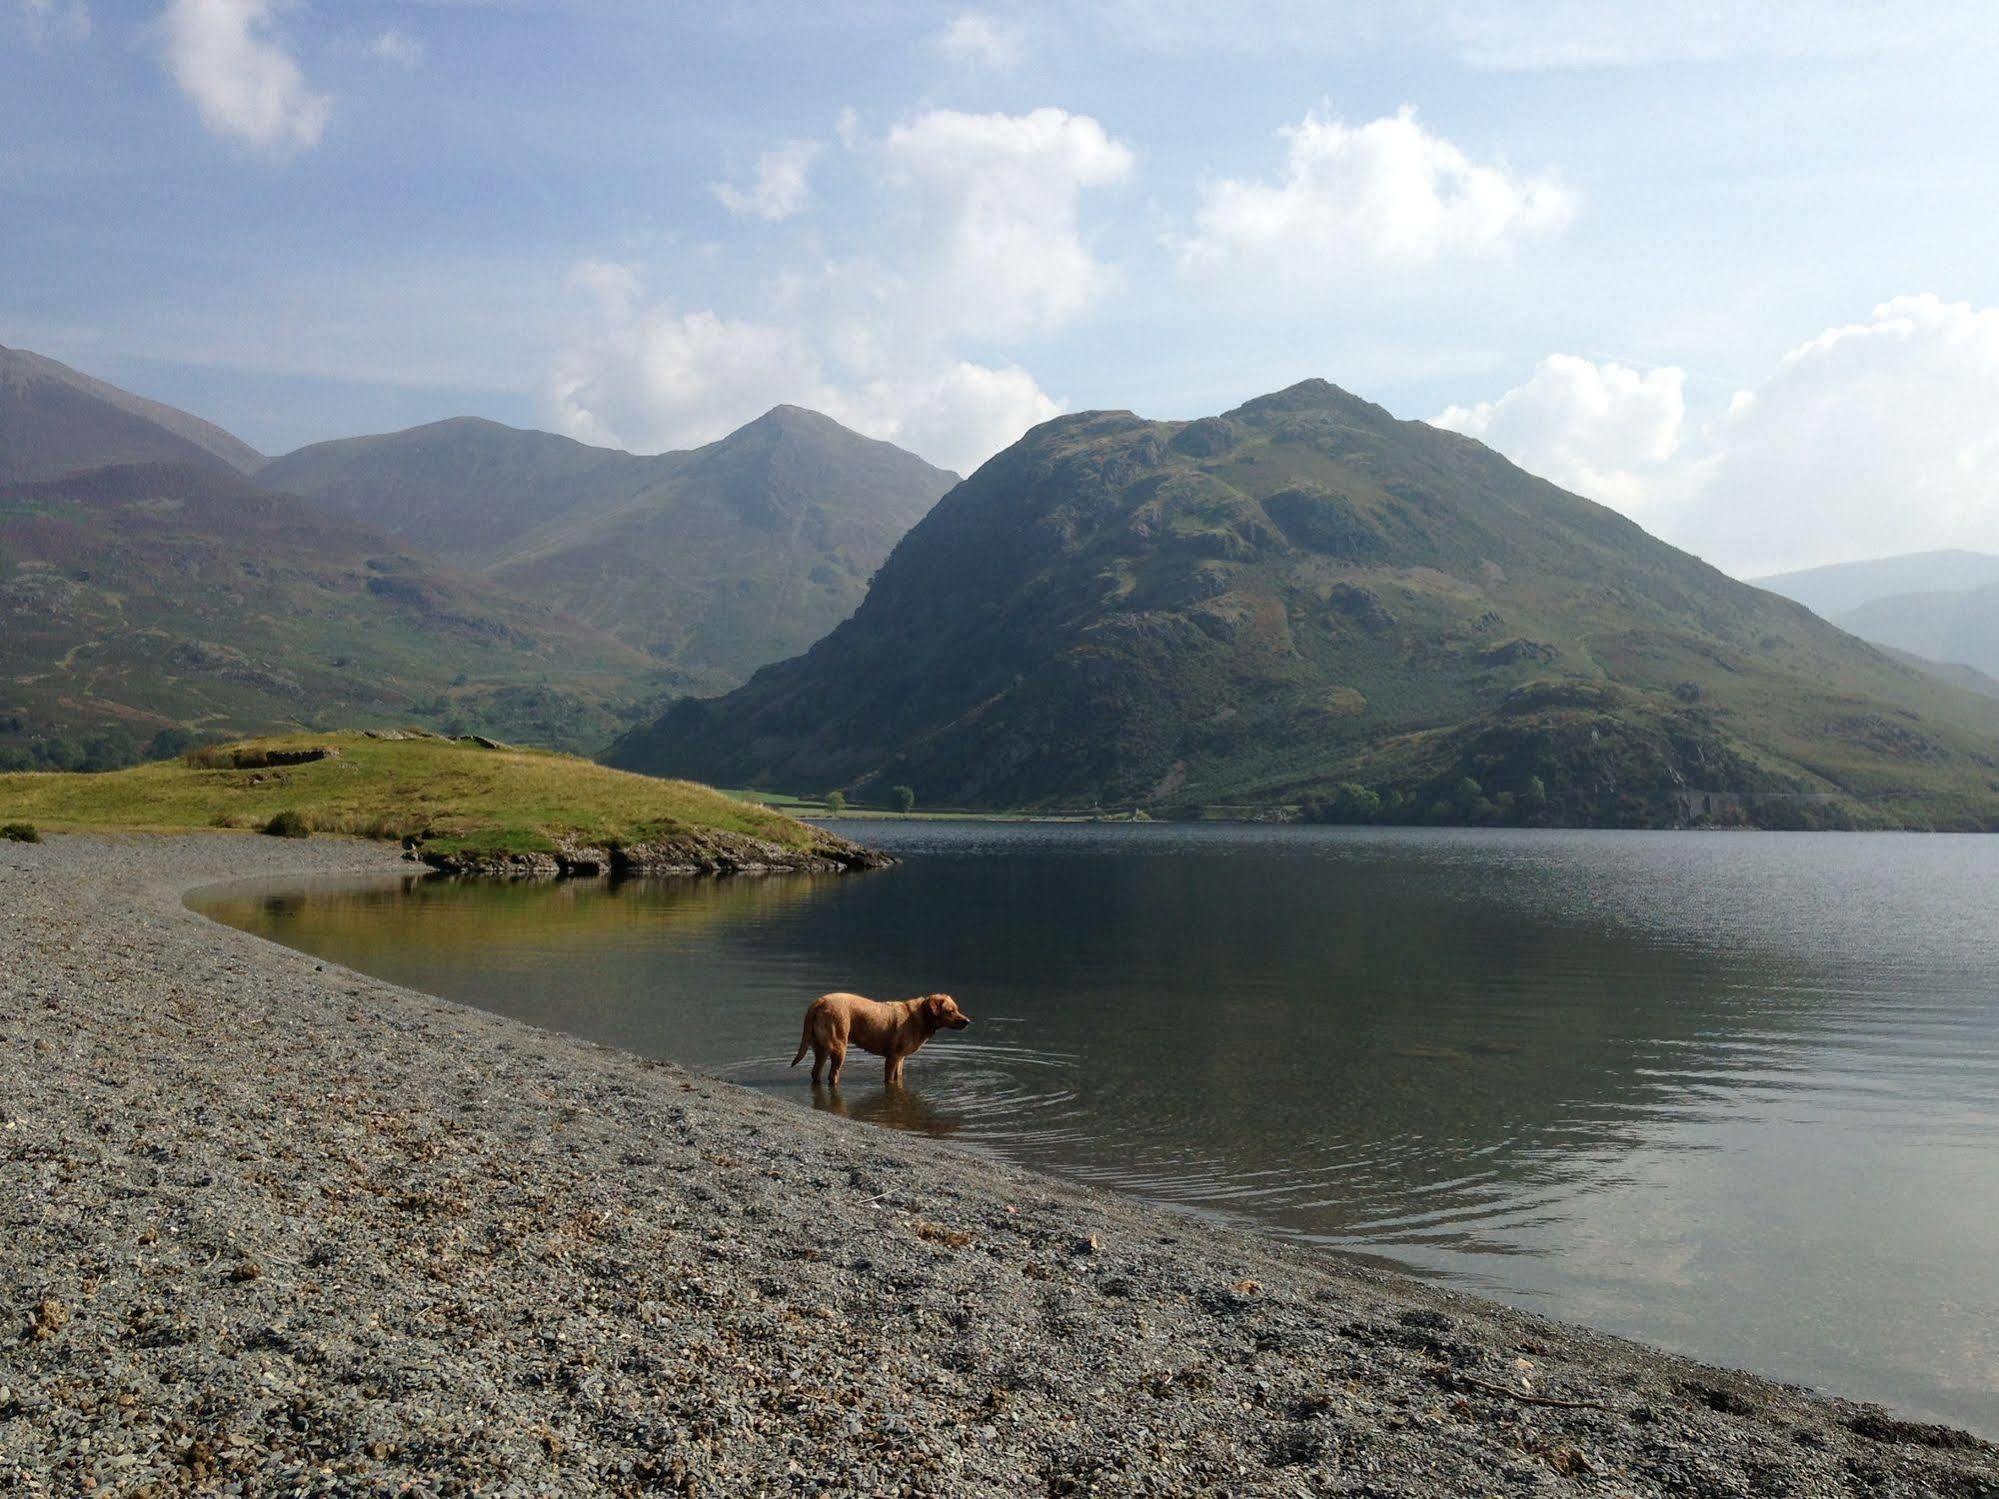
left=0, top=731, right=847, bottom=861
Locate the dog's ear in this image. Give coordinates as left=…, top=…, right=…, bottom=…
left=925, top=993, right=950, bottom=1018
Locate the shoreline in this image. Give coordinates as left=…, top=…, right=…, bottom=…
left=3, top=834, right=1994, bottom=1495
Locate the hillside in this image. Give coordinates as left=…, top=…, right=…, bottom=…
left=262, top=406, right=956, bottom=688
left=610, top=380, right=1999, bottom=829
left=1, top=343, right=265, bottom=482
left=0, top=462, right=662, bottom=765
left=0, top=731, right=884, bottom=872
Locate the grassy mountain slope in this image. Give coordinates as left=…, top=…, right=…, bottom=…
left=611, top=380, right=1999, bottom=829
left=1, top=344, right=265, bottom=482
left=258, top=416, right=657, bottom=567
left=262, top=406, right=956, bottom=688
left=0, top=462, right=661, bottom=762
left=1754, top=549, right=1999, bottom=619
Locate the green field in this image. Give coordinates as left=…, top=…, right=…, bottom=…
left=0, top=731, right=838, bottom=859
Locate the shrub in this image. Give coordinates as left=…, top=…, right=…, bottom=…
left=891, top=784, right=917, bottom=814
left=261, top=810, right=312, bottom=839
left=823, top=790, right=847, bottom=814
left=2, top=822, right=40, bottom=843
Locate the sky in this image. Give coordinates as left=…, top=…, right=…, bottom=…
left=7, top=1, right=1999, bottom=576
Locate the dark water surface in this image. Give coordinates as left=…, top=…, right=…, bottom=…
left=194, top=822, right=1999, bottom=1433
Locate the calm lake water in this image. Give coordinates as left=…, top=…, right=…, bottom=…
left=194, top=822, right=1999, bottom=1434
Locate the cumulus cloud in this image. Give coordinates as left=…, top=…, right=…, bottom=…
left=1433, top=354, right=1690, bottom=514
left=711, top=139, right=821, bottom=222
left=158, top=0, right=329, bottom=154
left=20, top=0, right=90, bottom=45
left=1179, top=104, right=1573, bottom=273
left=935, top=12, right=1023, bottom=68
left=369, top=26, right=421, bottom=69
left=548, top=267, right=1058, bottom=474
left=550, top=304, right=825, bottom=454
left=878, top=106, right=1134, bottom=338
left=1433, top=296, right=1999, bottom=574
left=551, top=107, right=1129, bottom=474
left=1690, top=295, right=1999, bottom=573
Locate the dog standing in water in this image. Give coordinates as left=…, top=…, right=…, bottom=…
left=791, top=992, right=971, bottom=1087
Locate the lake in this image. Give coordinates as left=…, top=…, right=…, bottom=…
left=193, top=821, right=1999, bottom=1434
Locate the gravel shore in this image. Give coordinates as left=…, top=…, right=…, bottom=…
left=3, top=834, right=1995, bottom=1497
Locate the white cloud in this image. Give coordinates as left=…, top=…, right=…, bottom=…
left=1433, top=296, right=1999, bottom=574
left=1433, top=354, right=1689, bottom=514
left=935, top=12, right=1022, bottom=68
left=550, top=303, right=824, bottom=454
left=158, top=0, right=329, bottom=154
left=20, top=0, right=90, bottom=45
left=1179, top=104, right=1574, bottom=273
left=550, top=106, right=1128, bottom=473
left=711, top=139, right=821, bottom=222
left=1690, top=295, right=1999, bottom=573
left=548, top=267, right=1056, bottom=474
left=878, top=107, right=1134, bottom=338
left=369, top=27, right=421, bottom=69
left=830, top=362, right=1059, bottom=475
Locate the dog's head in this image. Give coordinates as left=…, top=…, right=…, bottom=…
left=924, top=993, right=971, bottom=1030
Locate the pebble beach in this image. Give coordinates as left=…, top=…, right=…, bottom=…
left=3, top=833, right=1995, bottom=1496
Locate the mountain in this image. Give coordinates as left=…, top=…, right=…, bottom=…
left=1874, top=645, right=1999, bottom=701
left=1754, top=550, right=1999, bottom=619
left=0, top=461, right=659, bottom=766
left=257, top=416, right=650, bottom=566
left=1, top=343, right=264, bottom=481
left=610, top=381, right=1999, bottom=829
left=1836, top=584, right=1999, bottom=678
left=261, top=406, right=957, bottom=689
left=1755, top=551, right=1999, bottom=679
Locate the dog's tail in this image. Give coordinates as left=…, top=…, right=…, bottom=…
left=790, top=1018, right=811, bottom=1068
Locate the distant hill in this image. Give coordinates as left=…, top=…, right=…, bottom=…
left=612, top=380, right=1999, bottom=830
left=1754, top=550, right=1999, bottom=679
left=262, top=406, right=956, bottom=688
left=1875, top=645, right=1999, bottom=701
left=0, top=343, right=264, bottom=481
left=1837, top=584, right=1999, bottom=678
left=1754, top=550, right=1999, bottom=619
left=0, top=461, right=659, bottom=766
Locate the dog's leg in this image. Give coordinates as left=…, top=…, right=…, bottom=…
left=885, top=1053, right=904, bottom=1087
left=826, top=1040, right=846, bottom=1087
left=810, top=1043, right=826, bottom=1084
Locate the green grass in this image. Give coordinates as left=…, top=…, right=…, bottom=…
left=0, top=731, right=834, bottom=857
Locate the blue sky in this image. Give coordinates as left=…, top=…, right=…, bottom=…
left=7, top=1, right=1999, bottom=572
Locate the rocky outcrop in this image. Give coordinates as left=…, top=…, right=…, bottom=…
left=410, top=827, right=893, bottom=879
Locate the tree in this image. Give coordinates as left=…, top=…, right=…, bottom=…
left=1523, top=775, right=1549, bottom=811
left=824, top=790, right=847, bottom=814
left=1332, top=783, right=1382, bottom=822
left=891, top=784, right=917, bottom=814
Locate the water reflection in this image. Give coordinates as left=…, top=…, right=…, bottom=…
left=810, top=1081, right=960, bottom=1135
left=193, top=823, right=1999, bottom=1434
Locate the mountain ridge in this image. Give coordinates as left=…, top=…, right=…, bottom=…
left=261, top=403, right=958, bottom=688
left=611, top=379, right=1999, bottom=829
left=1, top=343, right=266, bottom=482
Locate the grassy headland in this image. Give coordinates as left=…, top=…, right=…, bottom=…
left=0, top=730, right=880, bottom=870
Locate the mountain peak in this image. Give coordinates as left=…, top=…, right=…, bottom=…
left=1226, top=378, right=1391, bottom=425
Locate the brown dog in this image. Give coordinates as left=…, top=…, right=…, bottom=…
left=791, top=991, right=971, bottom=1087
